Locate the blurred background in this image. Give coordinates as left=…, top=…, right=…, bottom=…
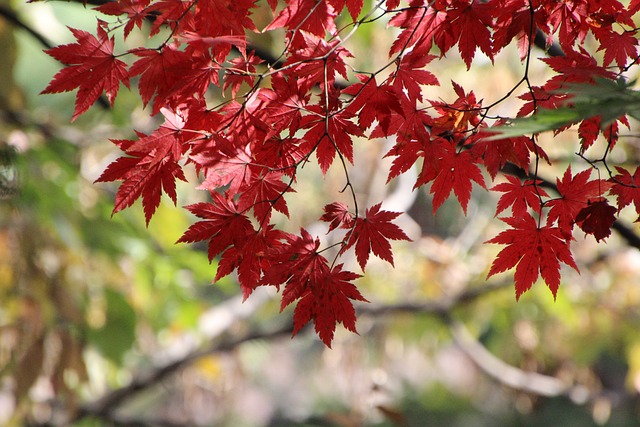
left=2, top=0, right=640, bottom=426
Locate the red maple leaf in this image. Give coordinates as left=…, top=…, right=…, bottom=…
left=195, top=144, right=254, bottom=195
left=219, top=226, right=290, bottom=298
left=609, top=166, right=640, bottom=221
left=344, top=203, right=411, bottom=270
left=575, top=199, right=617, bottom=242
left=300, top=105, right=364, bottom=174
left=328, top=0, right=363, bottom=21
left=429, top=143, right=486, bottom=214
left=447, top=0, right=496, bottom=69
left=486, top=215, right=579, bottom=300
left=177, top=192, right=255, bottom=262
left=223, top=52, right=263, bottom=98
left=42, top=21, right=130, bottom=121
left=547, top=167, right=612, bottom=236
left=146, top=0, right=193, bottom=36
left=95, top=124, right=188, bottom=224
left=391, top=44, right=439, bottom=103
left=492, top=0, right=537, bottom=59
left=237, top=171, right=292, bottom=225
left=286, top=31, right=352, bottom=91
left=492, top=177, right=548, bottom=217
left=320, top=202, right=354, bottom=232
left=343, top=75, right=403, bottom=132
left=545, top=0, right=590, bottom=51
left=596, top=29, right=638, bottom=68
left=265, top=0, right=337, bottom=37
left=373, top=97, right=432, bottom=143
left=95, top=0, right=150, bottom=39
left=289, top=264, right=366, bottom=347
left=473, top=133, right=534, bottom=179
left=128, top=46, right=192, bottom=113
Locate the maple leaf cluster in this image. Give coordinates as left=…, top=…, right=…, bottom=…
left=42, top=0, right=640, bottom=345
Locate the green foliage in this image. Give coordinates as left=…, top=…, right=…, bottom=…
left=87, top=289, right=137, bottom=364
left=492, top=78, right=640, bottom=138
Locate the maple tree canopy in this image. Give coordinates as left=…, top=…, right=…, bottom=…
left=42, top=0, right=640, bottom=346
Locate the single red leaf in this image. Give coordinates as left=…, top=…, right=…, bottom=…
left=265, top=0, right=337, bottom=37
left=491, top=0, right=535, bottom=59
left=291, top=264, right=366, bottom=347
left=320, top=202, right=354, bottom=232
left=575, top=199, right=617, bottom=242
left=95, top=126, right=188, bottom=225
left=177, top=193, right=254, bottom=261
left=344, top=203, right=411, bottom=270
left=42, top=22, right=130, bottom=121
left=475, top=123, right=534, bottom=179
left=128, top=46, right=192, bottom=113
left=391, top=44, right=439, bottom=103
left=609, top=166, right=640, bottom=221
left=300, top=106, right=364, bottom=174
left=596, top=29, right=638, bottom=68
left=492, top=176, right=548, bottom=217
left=238, top=171, right=292, bottom=225
left=344, top=75, right=403, bottom=132
left=95, top=0, right=150, bottom=39
left=486, top=215, right=579, bottom=300
left=327, top=0, right=363, bottom=20
left=430, top=143, right=486, bottom=214
left=448, top=0, right=496, bottom=69
left=286, top=31, right=352, bottom=91
left=195, top=145, right=254, bottom=195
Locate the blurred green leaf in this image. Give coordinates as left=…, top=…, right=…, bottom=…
left=490, top=78, right=640, bottom=139
left=88, top=288, right=137, bottom=364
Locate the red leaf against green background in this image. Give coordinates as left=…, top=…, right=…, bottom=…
left=42, top=22, right=129, bottom=121
left=487, top=215, right=579, bottom=300
left=344, top=203, right=411, bottom=270
left=291, top=264, right=366, bottom=347
left=609, top=166, right=640, bottom=221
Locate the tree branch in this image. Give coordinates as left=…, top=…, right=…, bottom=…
left=70, top=321, right=294, bottom=426
left=0, top=4, right=112, bottom=111
left=358, top=280, right=511, bottom=318
left=0, top=4, right=53, bottom=49
left=447, top=318, right=586, bottom=398
left=43, top=279, right=508, bottom=426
